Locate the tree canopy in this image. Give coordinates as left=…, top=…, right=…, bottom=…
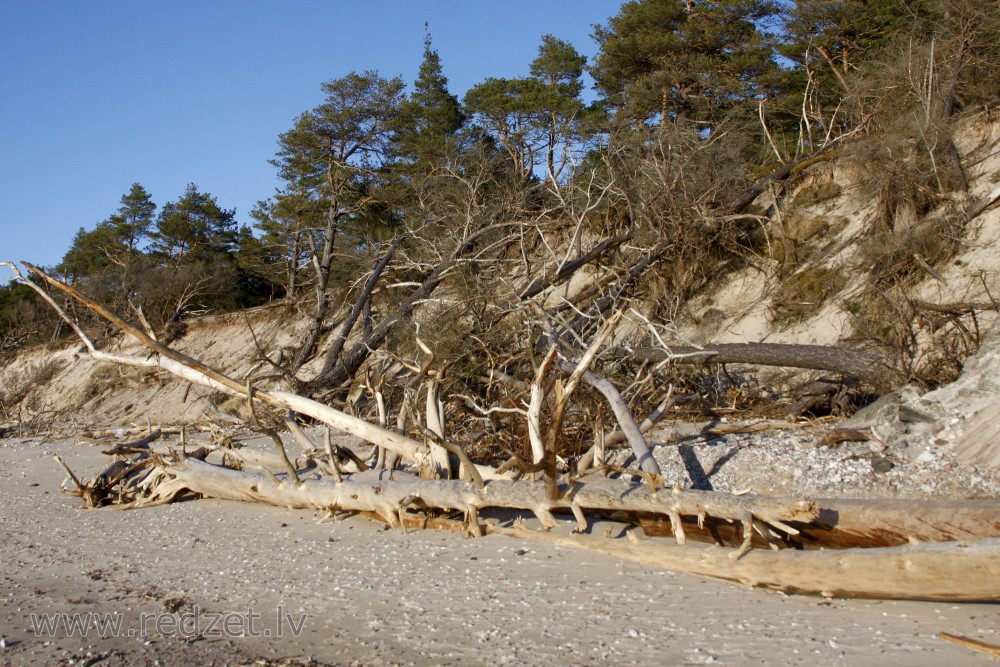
left=592, top=0, right=781, bottom=125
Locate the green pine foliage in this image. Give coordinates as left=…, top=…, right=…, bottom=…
left=592, top=0, right=781, bottom=125
left=394, top=26, right=465, bottom=174
left=150, top=184, right=238, bottom=267
left=531, top=35, right=588, bottom=178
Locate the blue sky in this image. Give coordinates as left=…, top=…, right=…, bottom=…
left=1, top=0, right=622, bottom=269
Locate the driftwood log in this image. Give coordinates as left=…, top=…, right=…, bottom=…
left=493, top=526, right=1000, bottom=602
left=639, top=497, right=1000, bottom=549
left=56, top=444, right=1000, bottom=602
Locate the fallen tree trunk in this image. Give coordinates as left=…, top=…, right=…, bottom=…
left=724, top=148, right=835, bottom=214
left=806, top=497, right=1000, bottom=547
left=16, top=263, right=435, bottom=474
left=315, top=233, right=406, bottom=381
left=69, top=448, right=1000, bottom=602
left=506, top=230, right=633, bottom=308
left=493, top=526, right=1000, bottom=602
left=627, top=342, right=899, bottom=390
left=131, top=454, right=818, bottom=534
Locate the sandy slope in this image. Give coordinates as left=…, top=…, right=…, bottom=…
left=1, top=436, right=997, bottom=667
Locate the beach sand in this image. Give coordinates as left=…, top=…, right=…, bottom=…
left=0, top=436, right=996, bottom=666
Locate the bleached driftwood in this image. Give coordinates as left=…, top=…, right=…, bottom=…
left=640, top=496, right=1000, bottom=550
left=491, top=526, right=1000, bottom=602
left=61, top=445, right=1000, bottom=602
left=121, top=451, right=818, bottom=535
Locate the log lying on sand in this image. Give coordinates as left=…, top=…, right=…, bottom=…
left=492, top=526, right=1000, bottom=602
left=62, top=447, right=998, bottom=602
left=805, top=497, right=1000, bottom=548
left=128, top=454, right=818, bottom=535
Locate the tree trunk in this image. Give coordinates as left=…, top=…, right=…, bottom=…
left=75, top=448, right=1000, bottom=602
left=316, top=234, right=405, bottom=381
left=496, top=526, right=1000, bottom=602
left=626, top=342, right=898, bottom=391
left=124, top=453, right=820, bottom=535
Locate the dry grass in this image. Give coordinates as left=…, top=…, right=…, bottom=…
left=770, top=265, right=846, bottom=326
left=0, top=357, right=65, bottom=424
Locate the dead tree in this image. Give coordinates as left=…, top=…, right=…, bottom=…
left=626, top=343, right=899, bottom=391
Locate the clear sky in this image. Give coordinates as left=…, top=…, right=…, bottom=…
left=1, top=0, right=623, bottom=270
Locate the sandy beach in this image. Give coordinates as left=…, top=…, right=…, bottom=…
left=1, top=435, right=997, bottom=666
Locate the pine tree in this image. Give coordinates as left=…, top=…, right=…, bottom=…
left=58, top=184, right=156, bottom=278
left=592, top=0, right=780, bottom=125
left=780, top=0, right=914, bottom=95
left=106, top=183, right=156, bottom=257
left=395, top=25, right=464, bottom=173
left=530, top=35, right=587, bottom=179
left=271, top=70, right=405, bottom=370
left=149, top=184, right=238, bottom=268
left=464, top=76, right=549, bottom=181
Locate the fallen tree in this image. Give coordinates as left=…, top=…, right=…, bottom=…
left=493, top=526, right=1000, bottom=602
left=625, top=343, right=899, bottom=391
left=54, top=442, right=1000, bottom=602
left=7, top=261, right=1000, bottom=602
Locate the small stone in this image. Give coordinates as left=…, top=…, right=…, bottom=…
left=871, top=457, right=894, bottom=473
left=898, top=405, right=935, bottom=423
left=914, top=449, right=935, bottom=464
